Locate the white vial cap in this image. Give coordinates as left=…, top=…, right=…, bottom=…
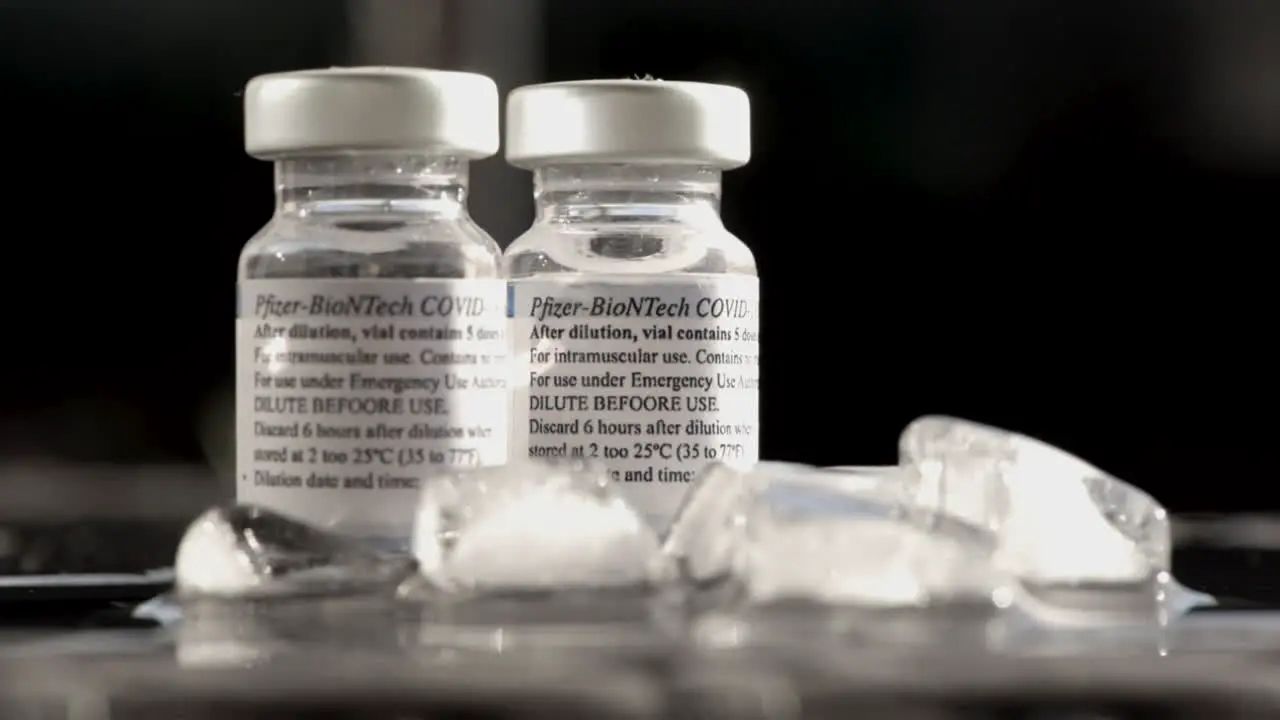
left=244, top=67, right=499, bottom=159
left=505, top=80, right=751, bottom=169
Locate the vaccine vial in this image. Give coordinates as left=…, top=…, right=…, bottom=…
left=237, top=67, right=508, bottom=545
left=504, top=80, right=760, bottom=526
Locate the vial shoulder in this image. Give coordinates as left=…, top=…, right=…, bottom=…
left=239, top=215, right=502, bottom=280
left=503, top=223, right=757, bottom=279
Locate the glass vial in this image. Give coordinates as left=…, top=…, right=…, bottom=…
left=237, top=67, right=507, bottom=545
left=504, top=80, right=760, bottom=528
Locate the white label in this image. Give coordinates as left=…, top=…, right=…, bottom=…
left=236, top=278, right=509, bottom=538
left=510, top=276, right=760, bottom=524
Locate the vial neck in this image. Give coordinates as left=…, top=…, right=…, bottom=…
left=274, top=153, right=470, bottom=219
left=533, top=164, right=724, bottom=228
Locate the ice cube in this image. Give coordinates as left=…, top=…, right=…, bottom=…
left=662, top=462, right=876, bottom=584
left=410, top=460, right=669, bottom=593
left=898, top=416, right=1167, bottom=585
left=661, top=463, right=770, bottom=585
left=744, top=515, right=1003, bottom=608
left=133, top=593, right=182, bottom=625
left=745, top=475, right=1002, bottom=607
left=174, top=505, right=415, bottom=598
left=897, top=418, right=1015, bottom=533
left=665, top=463, right=1005, bottom=608
left=820, top=466, right=914, bottom=505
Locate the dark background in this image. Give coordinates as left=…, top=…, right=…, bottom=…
left=0, top=0, right=1273, bottom=516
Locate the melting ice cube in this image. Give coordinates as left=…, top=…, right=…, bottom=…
left=661, top=463, right=770, bottom=585
left=134, top=593, right=182, bottom=625
left=742, top=512, right=1003, bottom=608
left=174, top=505, right=415, bottom=598
left=410, top=460, right=669, bottom=593
left=662, top=462, right=885, bottom=584
left=898, top=416, right=1212, bottom=617
left=665, top=463, right=1005, bottom=608
left=898, top=416, right=1167, bottom=584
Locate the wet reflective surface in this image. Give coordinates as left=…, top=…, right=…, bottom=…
left=4, top=629, right=1280, bottom=718
left=2, top=514, right=1280, bottom=718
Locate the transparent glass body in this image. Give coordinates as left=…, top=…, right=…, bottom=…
left=503, top=164, right=755, bottom=279
left=240, top=153, right=501, bottom=281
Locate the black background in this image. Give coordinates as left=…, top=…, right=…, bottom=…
left=0, top=0, right=1273, bottom=514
